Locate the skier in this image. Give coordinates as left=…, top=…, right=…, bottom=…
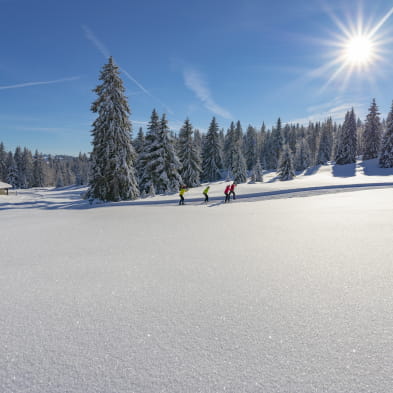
left=224, top=184, right=231, bottom=203
left=179, top=185, right=188, bottom=205
left=203, top=186, right=210, bottom=203
left=230, top=182, right=237, bottom=200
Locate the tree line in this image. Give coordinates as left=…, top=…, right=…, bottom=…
left=0, top=144, right=89, bottom=189
left=3, top=57, right=393, bottom=200
left=132, top=97, right=391, bottom=190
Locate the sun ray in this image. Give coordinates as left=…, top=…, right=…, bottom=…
left=369, top=6, right=393, bottom=36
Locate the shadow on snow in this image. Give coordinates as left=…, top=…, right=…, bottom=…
left=2, top=182, right=393, bottom=211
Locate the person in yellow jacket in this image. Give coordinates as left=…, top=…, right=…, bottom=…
left=179, top=186, right=188, bottom=205
left=203, top=186, right=210, bottom=203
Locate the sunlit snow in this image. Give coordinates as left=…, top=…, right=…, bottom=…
left=1, top=160, right=393, bottom=393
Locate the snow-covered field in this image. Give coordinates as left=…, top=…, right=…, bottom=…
left=1, top=160, right=393, bottom=393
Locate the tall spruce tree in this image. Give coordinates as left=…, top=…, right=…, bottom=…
left=202, top=117, right=222, bottom=181
left=178, top=118, right=201, bottom=187
left=362, top=99, right=381, bottom=160
left=235, top=121, right=244, bottom=152
left=13, top=147, right=23, bottom=188
left=278, top=145, right=295, bottom=181
left=224, top=121, right=236, bottom=170
left=245, top=125, right=258, bottom=170
left=287, top=125, right=297, bottom=154
left=316, top=118, right=333, bottom=165
left=133, top=127, right=145, bottom=155
left=33, top=150, right=47, bottom=187
left=379, top=101, right=393, bottom=168
left=270, top=118, right=283, bottom=169
left=140, top=113, right=182, bottom=194
left=294, top=138, right=311, bottom=171
left=263, top=131, right=273, bottom=169
left=253, top=159, right=263, bottom=182
left=6, top=152, right=18, bottom=188
left=88, top=57, right=139, bottom=201
left=335, top=109, right=357, bottom=165
left=307, top=122, right=320, bottom=165
left=194, top=129, right=203, bottom=157
left=21, top=148, right=34, bottom=188
left=0, top=142, right=7, bottom=181
left=154, top=114, right=183, bottom=193
left=258, top=123, right=267, bottom=163
left=231, top=140, right=247, bottom=183
left=138, top=109, right=160, bottom=194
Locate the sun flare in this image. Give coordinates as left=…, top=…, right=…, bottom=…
left=344, top=35, right=374, bottom=65
left=308, top=5, right=393, bottom=91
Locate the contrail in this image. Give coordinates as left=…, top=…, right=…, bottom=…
left=82, top=25, right=173, bottom=114
left=0, top=76, right=80, bottom=90
left=82, top=25, right=110, bottom=58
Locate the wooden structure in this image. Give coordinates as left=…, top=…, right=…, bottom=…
left=0, top=181, right=12, bottom=195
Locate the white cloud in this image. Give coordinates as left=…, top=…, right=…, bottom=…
left=183, top=68, right=233, bottom=120
left=288, top=99, right=366, bottom=125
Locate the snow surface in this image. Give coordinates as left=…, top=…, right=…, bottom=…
left=0, top=181, right=11, bottom=189
left=1, top=160, right=393, bottom=392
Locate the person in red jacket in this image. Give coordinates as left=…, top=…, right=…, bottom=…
left=230, top=182, right=237, bottom=200
left=224, top=184, right=231, bottom=203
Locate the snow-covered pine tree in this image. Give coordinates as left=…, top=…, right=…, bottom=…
left=33, top=150, right=47, bottom=187
left=333, top=123, right=341, bottom=160
left=178, top=118, right=201, bottom=187
left=133, top=127, right=145, bottom=155
left=257, top=122, right=267, bottom=163
left=270, top=118, right=284, bottom=169
left=225, top=168, right=232, bottom=181
left=158, top=114, right=183, bottom=192
left=379, top=101, right=393, bottom=168
left=224, top=121, right=236, bottom=170
left=0, top=142, right=7, bottom=181
left=245, top=125, right=258, bottom=170
left=307, top=122, right=320, bottom=165
left=287, top=125, right=297, bottom=154
left=316, top=118, right=333, bottom=165
left=356, top=118, right=364, bottom=156
left=88, top=57, right=139, bottom=201
left=335, top=108, right=357, bottom=165
left=231, top=140, right=247, bottom=183
left=21, top=148, right=34, bottom=188
left=6, top=152, right=18, bottom=188
left=142, top=113, right=182, bottom=193
left=263, top=130, right=274, bottom=169
left=194, top=129, right=203, bottom=157
left=222, top=120, right=247, bottom=182
left=76, top=153, right=90, bottom=185
left=13, top=147, right=23, bottom=188
left=362, top=99, right=381, bottom=160
left=278, top=145, right=295, bottom=181
left=202, top=117, right=223, bottom=181
left=253, top=159, right=263, bottom=182
left=235, top=121, right=244, bottom=153
left=219, top=128, right=225, bottom=155
left=137, top=109, right=160, bottom=194
left=294, top=138, right=311, bottom=171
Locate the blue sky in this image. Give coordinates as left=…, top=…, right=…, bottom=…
left=1, top=0, right=393, bottom=155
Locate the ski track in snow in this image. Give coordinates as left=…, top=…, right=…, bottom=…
left=1, top=160, right=393, bottom=392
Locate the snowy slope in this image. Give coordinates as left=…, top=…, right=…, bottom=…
left=1, top=160, right=393, bottom=393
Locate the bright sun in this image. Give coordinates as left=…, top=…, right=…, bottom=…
left=310, top=5, right=393, bottom=91
left=344, top=35, right=374, bottom=65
